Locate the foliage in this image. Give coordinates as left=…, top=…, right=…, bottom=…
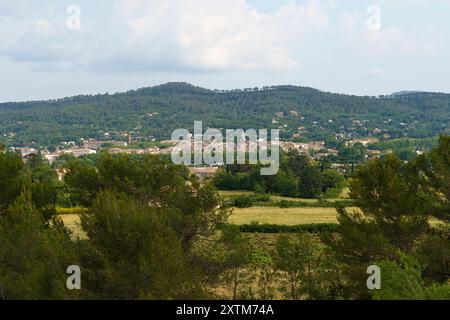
left=1, top=83, right=450, bottom=147
left=78, top=191, right=203, bottom=299
left=272, top=234, right=344, bottom=300
left=0, top=151, right=60, bottom=221
left=238, top=223, right=338, bottom=234
left=0, top=192, right=79, bottom=300
left=213, top=151, right=345, bottom=199
left=372, top=253, right=450, bottom=300
left=64, top=153, right=229, bottom=246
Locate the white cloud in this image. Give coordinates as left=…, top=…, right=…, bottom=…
left=1, top=0, right=450, bottom=100
left=2, top=0, right=333, bottom=72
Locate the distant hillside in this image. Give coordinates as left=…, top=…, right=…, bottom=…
left=1, top=82, right=449, bottom=147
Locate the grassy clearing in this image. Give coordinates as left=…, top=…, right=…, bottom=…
left=57, top=207, right=87, bottom=215
left=218, top=190, right=351, bottom=205
left=59, top=206, right=341, bottom=236
left=218, top=190, right=255, bottom=198
left=59, top=214, right=86, bottom=239
left=229, top=206, right=342, bottom=225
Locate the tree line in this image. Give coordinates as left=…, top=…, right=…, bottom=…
left=213, top=151, right=346, bottom=199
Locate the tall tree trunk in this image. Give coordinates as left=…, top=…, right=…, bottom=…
left=233, top=267, right=239, bottom=300
left=290, top=274, right=297, bottom=300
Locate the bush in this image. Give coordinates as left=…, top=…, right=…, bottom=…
left=238, top=223, right=338, bottom=234
left=279, top=200, right=296, bottom=208
left=252, top=193, right=271, bottom=203
left=231, top=193, right=271, bottom=208
left=233, top=196, right=254, bottom=208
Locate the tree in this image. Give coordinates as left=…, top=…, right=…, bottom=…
left=0, top=192, right=79, bottom=300
left=0, top=150, right=59, bottom=221
left=275, top=169, right=299, bottom=197
left=65, top=153, right=229, bottom=247
left=272, top=234, right=340, bottom=300
left=339, top=144, right=367, bottom=164
left=372, top=253, right=450, bottom=300
left=27, top=155, right=61, bottom=221
left=415, top=135, right=450, bottom=223
left=414, top=230, right=450, bottom=283
left=288, top=152, right=322, bottom=198
left=216, top=225, right=253, bottom=300
left=64, top=159, right=101, bottom=207
left=79, top=191, right=204, bottom=299
left=321, top=169, right=345, bottom=197
left=347, top=154, right=429, bottom=251
left=324, top=153, right=432, bottom=298
left=0, top=150, right=23, bottom=213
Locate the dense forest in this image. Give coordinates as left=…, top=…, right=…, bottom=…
left=1, top=83, right=449, bottom=147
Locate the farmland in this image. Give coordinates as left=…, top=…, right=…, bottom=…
left=229, top=207, right=340, bottom=225
left=59, top=191, right=345, bottom=237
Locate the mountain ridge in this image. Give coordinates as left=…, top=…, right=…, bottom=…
left=2, top=82, right=449, bottom=106
left=1, top=82, right=449, bottom=147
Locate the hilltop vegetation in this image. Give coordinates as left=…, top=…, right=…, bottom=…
left=1, top=82, right=449, bottom=147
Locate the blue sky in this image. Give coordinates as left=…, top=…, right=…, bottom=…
left=0, top=0, right=450, bottom=102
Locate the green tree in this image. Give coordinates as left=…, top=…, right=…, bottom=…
left=0, top=192, right=79, bottom=300
left=217, top=225, right=253, bottom=300
left=275, top=169, right=299, bottom=197
left=79, top=191, right=203, bottom=299
left=347, top=154, right=429, bottom=251
left=324, top=154, right=431, bottom=298
left=415, top=136, right=450, bottom=223
left=414, top=231, right=450, bottom=283
left=0, top=150, right=23, bottom=213
left=288, top=152, right=322, bottom=199
left=372, top=253, right=450, bottom=300
left=65, top=153, right=229, bottom=247
left=273, top=234, right=339, bottom=300
left=64, top=160, right=101, bottom=207
left=321, top=169, right=345, bottom=197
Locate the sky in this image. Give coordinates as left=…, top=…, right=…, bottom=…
left=0, top=0, right=450, bottom=102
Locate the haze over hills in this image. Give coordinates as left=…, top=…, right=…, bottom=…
left=1, top=82, right=449, bottom=147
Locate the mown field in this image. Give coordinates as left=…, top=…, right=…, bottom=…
left=229, top=207, right=340, bottom=225
left=218, top=188, right=351, bottom=203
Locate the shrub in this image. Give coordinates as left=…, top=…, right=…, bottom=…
left=279, top=200, right=296, bottom=208
left=238, top=223, right=338, bottom=234
left=233, top=196, right=254, bottom=208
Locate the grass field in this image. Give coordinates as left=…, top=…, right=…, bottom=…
left=218, top=189, right=351, bottom=204
left=59, top=188, right=349, bottom=236
left=229, top=206, right=341, bottom=225
left=220, top=189, right=351, bottom=225
left=59, top=214, right=86, bottom=239
left=59, top=205, right=342, bottom=237
left=58, top=191, right=348, bottom=236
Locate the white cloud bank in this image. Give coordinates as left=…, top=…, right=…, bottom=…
left=5, top=0, right=432, bottom=73
left=0, top=0, right=449, bottom=101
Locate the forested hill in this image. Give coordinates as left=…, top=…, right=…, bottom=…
left=1, top=82, right=449, bottom=147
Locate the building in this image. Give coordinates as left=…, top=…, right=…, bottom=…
left=189, top=167, right=219, bottom=180
left=83, top=139, right=128, bottom=150
left=63, top=148, right=97, bottom=158
left=11, top=147, right=37, bottom=157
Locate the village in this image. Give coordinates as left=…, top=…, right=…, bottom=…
left=8, top=133, right=388, bottom=182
